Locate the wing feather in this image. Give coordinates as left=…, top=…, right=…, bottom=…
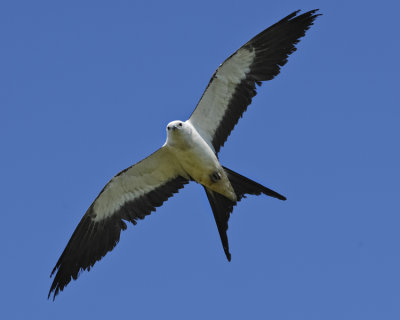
left=49, top=147, right=188, bottom=300
left=188, top=10, right=320, bottom=154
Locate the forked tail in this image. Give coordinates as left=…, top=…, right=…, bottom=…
left=223, top=166, right=286, bottom=201
left=205, top=167, right=286, bottom=261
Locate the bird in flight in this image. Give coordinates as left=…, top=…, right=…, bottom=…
left=49, top=9, right=320, bottom=300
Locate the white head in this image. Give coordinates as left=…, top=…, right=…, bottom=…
left=165, top=120, right=193, bottom=147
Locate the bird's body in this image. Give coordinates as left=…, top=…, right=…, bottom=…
left=49, top=9, right=320, bottom=300
left=165, top=120, right=236, bottom=201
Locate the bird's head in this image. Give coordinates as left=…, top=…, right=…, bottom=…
left=166, top=120, right=185, bottom=133
left=165, top=120, right=192, bottom=147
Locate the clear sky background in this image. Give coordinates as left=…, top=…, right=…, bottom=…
left=1, top=0, right=399, bottom=319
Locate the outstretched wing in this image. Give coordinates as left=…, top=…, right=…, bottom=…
left=49, top=147, right=188, bottom=300
left=188, top=10, right=320, bottom=154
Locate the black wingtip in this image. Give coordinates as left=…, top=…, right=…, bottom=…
left=309, top=8, right=321, bottom=15
left=48, top=283, right=57, bottom=301
left=284, top=9, right=322, bottom=33
left=302, top=9, right=323, bottom=23
left=47, top=290, right=54, bottom=301
left=281, top=9, right=321, bottom=23
left=47, top=280, right=53, bottom=300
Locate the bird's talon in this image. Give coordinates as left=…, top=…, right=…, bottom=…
left=210, top=171, right=222, bottom=183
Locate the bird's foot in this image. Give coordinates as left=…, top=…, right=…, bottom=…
left=210, top=171, right=222, bottom=183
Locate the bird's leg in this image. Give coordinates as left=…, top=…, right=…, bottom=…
left=210, top=171, right=222, bottom=183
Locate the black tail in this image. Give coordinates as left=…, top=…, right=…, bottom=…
left=205, top=167, right=286, bottom=261
left=223, top=166, right=286, bottom=201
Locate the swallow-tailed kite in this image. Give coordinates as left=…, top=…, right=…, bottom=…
left=49, top=9, right=320, bottom=299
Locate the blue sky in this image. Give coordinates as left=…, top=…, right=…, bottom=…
left=1, top=0, right=399, bottom=319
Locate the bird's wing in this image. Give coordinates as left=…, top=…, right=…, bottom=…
left=49, top=147, right=188, bottom=300
left=188, top=10, right=320, bottom=154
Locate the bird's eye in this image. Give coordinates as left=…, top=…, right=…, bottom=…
left=167, top=127, right=170, bottom=130
left=179, top=123, right=182, bottom=126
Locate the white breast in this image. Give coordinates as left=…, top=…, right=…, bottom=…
left=165, top=121, right=236, bottom=200
left=175, top=123, right=219, bottom=182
